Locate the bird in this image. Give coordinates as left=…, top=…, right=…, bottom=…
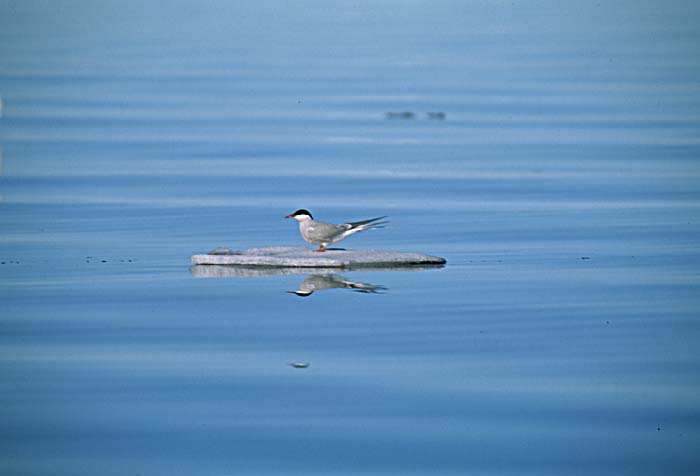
left=285, top=209, right=388, bottom=252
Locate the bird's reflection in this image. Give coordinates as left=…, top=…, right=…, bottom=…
left=288, top=274, right=386, bottom=296
left=189, top=263, right=443, bottom=296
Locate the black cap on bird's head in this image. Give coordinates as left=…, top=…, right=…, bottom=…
left=285, top=209, right=313, bottom=219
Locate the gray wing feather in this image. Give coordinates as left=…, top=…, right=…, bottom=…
left=306, top=221, right=344, bottom=243
left=307, top=216, right=389, bottom=245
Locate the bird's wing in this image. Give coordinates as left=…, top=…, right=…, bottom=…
left=306, top=221, right=343, bottom=242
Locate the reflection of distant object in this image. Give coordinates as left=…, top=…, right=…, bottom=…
left=288, top=274, right=387, bottom=296
left=189, top=263, right=443, bottom=295
left=427, top=112, right=446, bottom=120
left=190, top=264, right=321, bottom=278
left=285, top=210, right=388, bottom=253
left=0, top=96, right=3, bottom=117
left=385, top=111, right=415, bottom=119
left=289, top=362, right=310, bottom=369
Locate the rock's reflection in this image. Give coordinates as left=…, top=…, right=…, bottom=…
left=189, top=264, right=444, bottom=296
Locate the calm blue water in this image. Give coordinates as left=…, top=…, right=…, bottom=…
left=1, top=1, right=700, bottom=475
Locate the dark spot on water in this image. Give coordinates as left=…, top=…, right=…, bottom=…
left=101, top=260, right=107, bottom=263
left=289, top=362, right=310, bottom=369
left=580, top=256, right=590, bottom=260
left=606, top=320, right=610, bottom=325
left=427, top=112, right=446, bottom=120
left=657, top=426, right=662, bottom=431
left=385, top=111, right=415, bottom=119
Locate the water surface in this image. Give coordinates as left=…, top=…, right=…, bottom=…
left=1, top=1, right=700, bottom=475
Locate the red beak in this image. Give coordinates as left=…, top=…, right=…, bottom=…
left=285, top=214, right=294, bottom=218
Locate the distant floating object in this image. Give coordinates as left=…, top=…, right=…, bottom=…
left=289, top=362, right=310, bottom=369
left=384, top=111, right=447, bottom=120
left=385, top=111, right=415, bottom=119
left=190, top=246, right=447, bottom=268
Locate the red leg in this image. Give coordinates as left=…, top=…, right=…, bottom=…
left=314, top=245, right=327, bottom=253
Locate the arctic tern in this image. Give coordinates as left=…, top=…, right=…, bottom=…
left=285, top=209, right=388, bottom=252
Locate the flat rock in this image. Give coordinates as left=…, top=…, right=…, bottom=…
left=190, top=246, right=446, bottom=268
